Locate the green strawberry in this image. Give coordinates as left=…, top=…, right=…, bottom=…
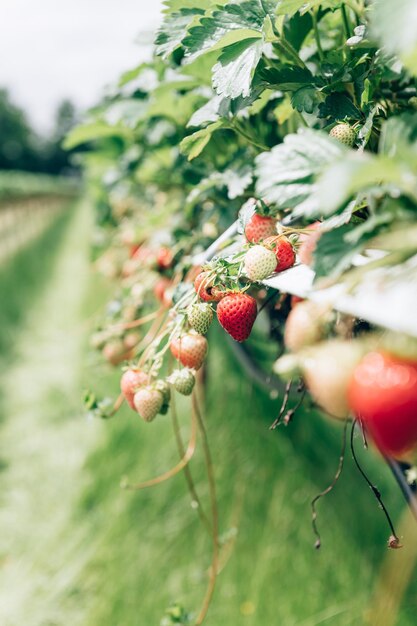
left=244, top=245, right=277, bottom=281
left=187, top=303, right=213, bottom=335
left=170, top=368, right=196, bottom=396
left=155, top=379, right=171, bottom=414
left=329, top=123, right=356, bottom=147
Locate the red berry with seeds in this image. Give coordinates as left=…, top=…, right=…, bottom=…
left=245, top=214, right=277, bottom=243
left=263, top=236, right=296, bottom=272
left=194, top=271, right=222, bottom=302
left=348, top=352, right=417, bottom=458
left=170, top=332, right=208, bottom=370
left=121, top=368, right=149, bottom=409
left=217, top=292, right=257, bottom=342
left=157, top=247, right=174, bottom=269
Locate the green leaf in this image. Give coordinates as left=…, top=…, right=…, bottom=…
left=371, top=0, right=417, bottom=75
left=276, top=0, right=342, bottom=17
left=312, top=225, right=371, bottom=281
left=63, top=121, right=133, bottom=150
left=379, top=113, right=417, bottom=159
left=255, top=129, right=345, bottom=209
left=303, top=151, right=417, bottom=219
left=212, top=38, right=263, bottom=98
left=180, top=120, right=225, bottom=160
left=318, top=93, right=362, bottom=121
left=283, top=11, right=313, bottom=51
left=291, top=85, right=321, bottom=113
left=155, top=8, right=206, bottom=58
left=148, top=89, right=205, bottom=127
left=187, top=95, right=224, bottom=127
left=186, top=163, right=253, bottom=210
left=182, top=1, right=274, bottom=60
left=259, top=65, right=315, bottom=91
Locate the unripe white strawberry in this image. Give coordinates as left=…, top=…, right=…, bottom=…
left=329, top=123, right=356, bottom=147
left=299, top=339, right=366, bottom=419
left=133, top=387, right=164, bottom=422
left=187, top=303, right=213, bottom=335
left=169, top=369, right=196, bottom=396
left=284, top=301, right=331, bottom=352
left=244, top=245, right=277, bottom=281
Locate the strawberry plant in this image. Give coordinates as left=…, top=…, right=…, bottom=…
left=69, top=0, right=417, bottom=621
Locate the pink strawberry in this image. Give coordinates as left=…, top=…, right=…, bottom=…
left=216, top=292, right=257, bottom=342
left=263, top=236, right=295, bottom=272
left=245, top=214, right=277, bottom=243
left=157, top=247, right=174, bottom=270
left=298, top=222, right=321, bottom=266
left=133, top=387, right=164, bottom=422
left=121, top=368, right=149, bottom=409
left=170, top=332, right=208, bottom=370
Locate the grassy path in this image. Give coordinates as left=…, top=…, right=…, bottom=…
left=0, top=201, right=97, bottom=626
left=0, top=200, right=415, bottom=625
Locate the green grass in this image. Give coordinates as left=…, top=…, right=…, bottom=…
left=0, top=170, right=79, bottom=201
left=0, top=200, right=416, bottom=626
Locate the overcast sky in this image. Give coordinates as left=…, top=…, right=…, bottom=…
left=0, top=0, right=164, bottom=133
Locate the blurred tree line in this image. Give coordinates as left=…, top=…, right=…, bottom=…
left=0, top=89, right=78, bottom=175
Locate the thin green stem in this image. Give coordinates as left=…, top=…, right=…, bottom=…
left=273, top=39, right=309, bottom=71
left=312, top=10, right=324, bottom=62
left=170, top=390, right=212, bottom=535
left=341, top=4, right=351, bottom=41
left=193, top=393, right=219, bottom=625
left=232, top=121, right=269, bottom=152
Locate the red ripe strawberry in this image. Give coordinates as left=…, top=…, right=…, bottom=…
left=263, top=236, right=295, bottom=272
left=298, top=222, right=321, bottom=266
left=170, top=332, right=208, bottom=370
left=244, top=214, right=277, bottom=243
left=217, top=292, right=257, bottom=342
left=194, top=271, right=225, bottom=302
left=157, top=247, right=174, bottom=270
left=348, top=352, right=417, bottom=458
left=121, top=368, right=149, bottom=409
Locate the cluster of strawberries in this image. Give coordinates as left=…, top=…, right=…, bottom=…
left=97, top=201, right=417, bottom=467
left=117, top=210, right=303, bottom=423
